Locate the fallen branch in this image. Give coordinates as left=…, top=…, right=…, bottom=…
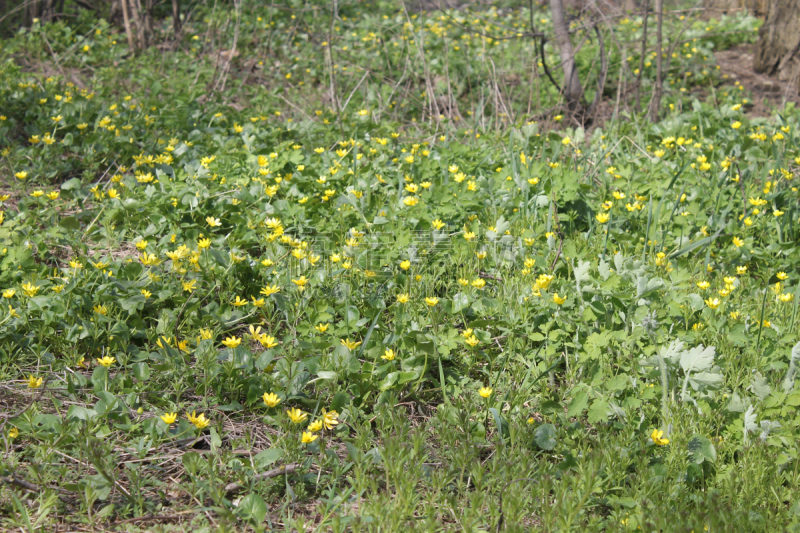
left=224, top=463, right=300, bottom=494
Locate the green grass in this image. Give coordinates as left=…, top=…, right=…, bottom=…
left=0, top=1, right=798, bottom=531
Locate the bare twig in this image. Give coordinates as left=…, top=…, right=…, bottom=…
left=586, top=25, right=608, bottom=119
left=224, top=463, right=301, bottom=494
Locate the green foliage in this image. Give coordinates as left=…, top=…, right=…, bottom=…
left=0, top=1, right=796, bottom=531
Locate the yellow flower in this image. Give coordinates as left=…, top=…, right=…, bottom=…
left=301, top=431, right=318, bottom=443
left=471, top=278, right=486, bottom=289
left=27, top=375, right=43, bottom=389
left=779, top=293, right=794, bottom=303
left=705, top=298, right=721, bottom=309
left=206, top=217, right=221, bottom=227
left=341, top=338, right=362, bottom=350
left=536, top=274, right=554, bottom=290
left=553, top=293, right=566, bottom=305
left=260, top=284, right=280, bottom=296
left=651, top=429, right=669, bottom=446
left=736, top=266, right=748, bottom=275
left=135, top=240, right=148, bottom=250
left=161, top=412, right=177, bottom=424
left=139, top=252, right=160, bottom=266
left=322, top=408, right=339, bottom=430
left=396, top=293, right=409, bottom=304
left=382, top=349, right=396, bottom=361
left=732, top=236, right=744, bottom=248
left=9, top=427, right=19, bottom=439
left=476, top=251, right=487, bottom=259
left=187, top=411, right=210, bottom=429
left=315, top=323, right=329, bottom=333
left=287, top=408, right=308, bottom=424
left=182, top=279, right=197, bottom=292
left=232, top=296, right=248, bottom=307
left=308, top=420, right=323, bottom=432
left=251, top=297, right=265, bottom=307
left=199, top=328, right=214, bottom=340
left=465, top=335, right=480, bottom=347
left=222, top=336, right=241, bottom=348
left=263, top=392, right=281, bottom=408
left=400, top=260, right=411, bottom=271
left=478, top=386, right=493, bottom=398
left=425, top=297, right=439, bottom=307
left=257, top=334, right=278, bottom=349
left=21, top=282, right=40, bottom=297
left=2, top=289, right=15, bottom=298
left=697, top=281, right=710, bottom=290
left=93, top=304, right=108, bottom=315
left=197, top=238, right=211, bottom=249
left=15, top=171, right=28, bottom=180
left=432, top=219, right=445, bottom=230
left=96, top=356, right=116, bottom=367
left=596, top=212, right=609, bottom=224
left=291, top=276, right=308, bottom=290
left=777, top=272, right=788, bottom=280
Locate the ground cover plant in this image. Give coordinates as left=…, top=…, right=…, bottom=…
left=1, top=0, right=799, bottom=531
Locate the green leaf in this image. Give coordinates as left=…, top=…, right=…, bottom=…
left=91, top=366, right=108, bottom=393
left=237, top=493, right=267, bottom=525
left=330, top=391, right=349, bottom=412
left=254, top=448, right=283, bottom=470
left=59, top=216, right=81, bottom=230
left=120, top=294, right=146, bottom=314
left=587, top=399, right=610, bottom=423
left=606, top=374, right=629, bottom=392
left=680, top=345, right=715, bottom=373
left=687, top=434, right=716, bottom=464
left=749, top=372, right=771, bottom=400
left=488, top=408, right=510, bottom=440
left=451, top=292, right=469, bottom=314
left=132, top=362, right=150, bottom=381
left=534, top=423, right=557, bottom=450
left=567, top=390, right=589, bottom=417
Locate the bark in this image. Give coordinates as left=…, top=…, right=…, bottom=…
left=754, top=0, right=800, bottom=93
left=121, top=0, right=136, bottom=50
left=549, top=0, right=583, bottom=111
left=172, top=0, right=181, bottom=34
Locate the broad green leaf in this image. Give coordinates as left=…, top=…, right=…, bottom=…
left=687, top=434, right=716, bottom=464
left=680, top=345, right=715, bottom=373
left=534, top=423, right=557, bottom=450
left=237, top=493, right=268, bottom=525
left=254, top=448, right=284, bottom=470
left=587, top=399, right=610, bottom=423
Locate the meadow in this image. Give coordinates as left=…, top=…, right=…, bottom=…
left=1, top=0, right=799, bottom=531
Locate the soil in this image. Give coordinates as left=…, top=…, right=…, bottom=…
left=714, top=43, right=800, bottom=116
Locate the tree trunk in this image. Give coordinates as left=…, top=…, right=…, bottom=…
left=549, top=0, right=583, bottom=112
left=172, top=0, right=181, bottom=34
left=754, top=0, right=800, bottom=93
